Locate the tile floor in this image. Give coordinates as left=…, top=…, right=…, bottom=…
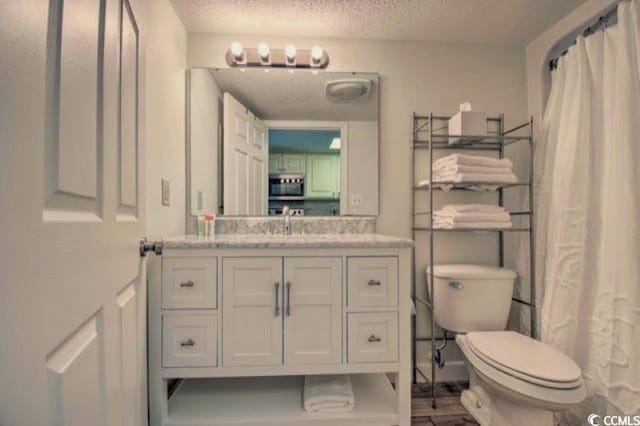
left=411, top=382, right=478, bottom=425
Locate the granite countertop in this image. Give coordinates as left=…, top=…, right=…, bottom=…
left=163, top=233, right=414, bottom=249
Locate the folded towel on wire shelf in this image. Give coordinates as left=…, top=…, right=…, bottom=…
left=433, top=172, right=517, bottom=184
left=433, top=204, right=512, bottom=229
left=434, top=153, right=513, bottom=170
left=303, top=375, right=355, bottom=413
left=417, top=180, right=503, bottom=192
left=421, top=153, right=517, bottom=192
left=441, top=204, right=508, bottom=214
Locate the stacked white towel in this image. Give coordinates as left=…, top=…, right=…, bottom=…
left=419, top=154, right=517, bottom=192
left=303, top=375, right=355, bottom=413
left=433, top=204, right=512, bottom=229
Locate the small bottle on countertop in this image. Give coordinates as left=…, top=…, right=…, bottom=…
left=196, top=215, right=205, bottom=237
left=205, top=214, right=216, bottom=237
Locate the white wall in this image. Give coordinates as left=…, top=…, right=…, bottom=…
left=145, top=0, right=187, bottom=238
left=188, top=33, right=528, bottom=369
left=189, top=69, right=222, bottom=218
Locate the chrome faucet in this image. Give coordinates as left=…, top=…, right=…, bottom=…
left=282, top=206, right=292, bottom=235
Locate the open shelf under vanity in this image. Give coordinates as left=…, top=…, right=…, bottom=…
left=165, top=373, right=398, bottom=426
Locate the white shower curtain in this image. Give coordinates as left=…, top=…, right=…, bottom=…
left=532, top=0, right=640, bottom=420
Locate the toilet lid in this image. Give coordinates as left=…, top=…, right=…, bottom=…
left=466, top=331, right=582, bottom=386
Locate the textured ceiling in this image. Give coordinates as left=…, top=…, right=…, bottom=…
left=209, top=69, right=378, bottom=121
left=171, top=0, right=583, bottom=45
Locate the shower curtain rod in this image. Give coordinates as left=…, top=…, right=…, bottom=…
left=549, top=4, right=619, bottom=70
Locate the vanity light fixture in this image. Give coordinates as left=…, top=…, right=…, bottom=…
left=230, top=41, right=244, bottom=60
left=226, top=43, right=328, bottom=69
left=311, top=45, right=324, bottom=65
left=285, top=44, right=297, bottom=65
left=257, top=42, right=270, bottom=63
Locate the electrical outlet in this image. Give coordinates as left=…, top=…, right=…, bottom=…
left=351, top=193, right=363, bottom=206
left=161, top=179, right=170, bottom=206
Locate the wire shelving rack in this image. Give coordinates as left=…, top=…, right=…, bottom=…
left=410, top=113, right=536, bottom=409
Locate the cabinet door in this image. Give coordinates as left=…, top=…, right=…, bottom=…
left=222, top=258, right=283, bottom=366
left=282, top=154, right=306, bottom=174
left=269, top=154, right=283, bottom=173
left=306, top=155, right=338, bottom=198
left=284, top=257, right=342, bottom=364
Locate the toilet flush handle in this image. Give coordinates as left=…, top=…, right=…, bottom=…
left=448, top=281, right=464, bottom=290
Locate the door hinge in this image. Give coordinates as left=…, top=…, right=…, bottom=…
left=139, top=238, right=163, bottom=257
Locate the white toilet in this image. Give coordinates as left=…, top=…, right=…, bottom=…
left=427, top=264, right=586, bottom=426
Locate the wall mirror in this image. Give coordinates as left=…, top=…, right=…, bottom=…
left=187, top=68, right=379, bottom=219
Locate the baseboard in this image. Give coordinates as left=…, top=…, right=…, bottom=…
left=416, top=360, right=469, bottom=383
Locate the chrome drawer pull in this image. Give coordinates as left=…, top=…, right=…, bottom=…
left=368, top=279, right=381, bottom=286
left=368, top=335, right=382, bottom=343
left=274, top=282, right=280, bottom=317
left=180, top=280, right=195, bottom=288
left=180, top=338, right=195, bottom=347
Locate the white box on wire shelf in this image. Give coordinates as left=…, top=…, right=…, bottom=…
left=448, top=111, right=487, bottom=144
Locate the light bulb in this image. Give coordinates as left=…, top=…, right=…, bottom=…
left=257, top=42, right=270, bottom=60
left=311, top=45, right=324, bottom=61
left=285, top=44, right=297, bottom=61
left=230, top=41, right=243, bottom=59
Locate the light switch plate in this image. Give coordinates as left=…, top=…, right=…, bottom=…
left=161, top=179, right=170, bottom=206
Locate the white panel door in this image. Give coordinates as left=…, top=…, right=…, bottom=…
left=284, top=257, right=342, bottom=365
left=222, top=258, right=283, bottom=366
left=0, top=1, right=147, bottom=425
left=223, top=93, right=268, bottom=215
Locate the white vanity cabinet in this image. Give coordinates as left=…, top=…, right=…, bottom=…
left=149, top=236, right=412, bottom=426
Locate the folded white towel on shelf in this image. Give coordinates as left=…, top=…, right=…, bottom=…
left=303, top=375, right=355, bottom=413
left=433, top=219, right=513, bottom=229
left=433, top=164, right=514, bottom=175
left=432, top=204, right=513, bottom=229
left=441, top=204, right=506, bottom=213
left=433, top=172, right=517, bottom=184
left=417, top=180, right=501, bottom=192
left=434, top=153, right=513, bottom=169
left=434, top=211, right=511, bottom=223
left=417, top=154, right=517, bottom=192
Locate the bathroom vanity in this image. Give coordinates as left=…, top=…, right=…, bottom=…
left=148, top=219, right=413, bottom=426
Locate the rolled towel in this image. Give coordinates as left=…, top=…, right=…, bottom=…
left=434, top=153, right=513, bottom=169
left=303, top=375, right=355, bottom=413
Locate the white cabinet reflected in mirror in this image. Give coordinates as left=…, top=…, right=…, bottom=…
left=187, top=68, right=379, bottom=219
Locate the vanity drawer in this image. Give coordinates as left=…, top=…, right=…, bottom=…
left=162, top=314, right=217, bottom=367
left=347, top=312, right=398, bottom=363
left=162, top=257, right=217, bottom=309
left=347, top=257, right=398, bottom=307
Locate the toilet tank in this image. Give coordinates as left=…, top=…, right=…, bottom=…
left=426, top=264, right=516, bottom=333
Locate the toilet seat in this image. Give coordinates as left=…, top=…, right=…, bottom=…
left=457, top=333, right=586, bottom=408
left=465, top=331, right=582, bottom=389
